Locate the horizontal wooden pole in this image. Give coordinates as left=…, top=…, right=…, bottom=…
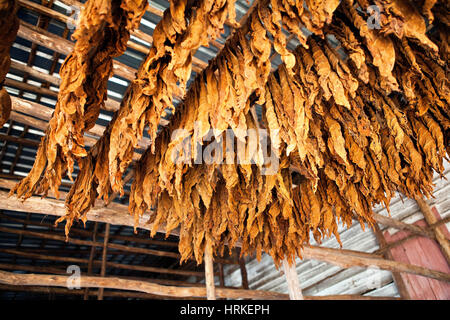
left=0, top=225, right=236, bottom=265
left=10, top=59, right=61, bottom=85
left=9, top=64, right=121, bottom=112
left=0, top=248, right=208, bottom=277
left=2, top=113, right=142, bottom=162
left=0, top=133, right=39, bottom=147
left=0, top=188, right=152, bottom=232
left=0, top=262, right=242, bottom=289
left=0, top=283, right=400, bottom=300
left=372, top=212, right=436, bottom=239
left=2, top=113, right=98, bottom=147
left=17, top=0, right=206, bottom=73
left=0, top=270, right=288, bottom=299
left=0, top=284, right=201, bottom=300
left=0, top=211, right=179, bottom=248
left=429, top=216, right=450, bottom=229
left=5, top=78, right=57, bottom=97
left=0, top=176, right=131, bottom=210
left=17, top=20, right=136, bottom=81
left=9, top=97, right=150, bottom=149
left=10, top=97, right=104, bottom=141
left=0, top=225, right=181, bottom=259
left=301, top=245, right=450, bottom=283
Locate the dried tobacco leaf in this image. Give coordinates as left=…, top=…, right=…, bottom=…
left=11, top=0, right=147, bottom=200
left=0, top=0, right=18, bottom=128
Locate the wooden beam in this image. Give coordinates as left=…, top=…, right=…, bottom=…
left=204, top=241, right=216, bottom=300
left=0, top=133, right=39, bottom=147
left=416, top=198, right=450, bottom=265
left=84, top=222, right=98, bottom=300
left=17, top=21, right=136, bottom=81
left=8, top=69, right=120, bottom=112
left=0, top=225, right=182, bottom=259
left=0, top=270, right=288, bottom=299
left=0, top=262, right=240, bottom=289
left=16, top=0, right=210, bottom=73
left=10, top=60, right=61, bottom=86
left=0, top=248, right=208, bottom=278
left=374, top=233, right=419, bottom=256
left=0, top=189, right=155, bottom=233
left=0, top=283, right=401, bottom=300
left=0, top=209, right=236, bottom=265
left=0, top=210, right=179, bottom=248
left=9, top=97, right=150, bottom=149
left=98, top=223, right=110, bottom=300
left=0, top=119, right=141, bottom=162
left=238, top=251, right=249, bottom=290
left=5, top=78, right=57, bottom=97
left=372, top=212, right=435, bottom=239
left=301, top=245, right=450, bottom=282
left=0, top=175, right=73, bottom=190
left=5, top=111, right=99, bottom=147
left=0, top=284, right=200, bottom=300
left=282, top=259, right=303, bottom=300
left=429, top=216, right=450, bottom=230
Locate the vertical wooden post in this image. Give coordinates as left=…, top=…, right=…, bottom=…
left=416, top=198, right=450, bottom=265
left=97, top=223, right=110, bottom=300
left=218, top=262, right=226, bottom=300
left=373, top=223, right=410, bottom=300
left=282, top=258, right=303, bottom=300
left=237, top=248, right=249, bottom=289
left=218, top=263, right=225, bottom=287
left=204, top=241, right=216, bottom=300
left=83, top=222, right=98, bottom=300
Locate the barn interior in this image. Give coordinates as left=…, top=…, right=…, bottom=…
left=0, top=0, right=449, bottom=300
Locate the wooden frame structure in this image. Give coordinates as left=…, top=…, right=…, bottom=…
left=0, top=0, right=449, bottom=300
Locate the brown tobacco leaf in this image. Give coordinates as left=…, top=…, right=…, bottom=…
left=0, top=0, right=18, bottom=128
left=342, top=0, right=399, bottom=93
left=311, top=39, right=351, bottom=109
left=325, top=113, right=349, bottom=165
left=0, top=88, right=11, bottom=128
left=50, top=0, right=450, bottom=266
left=108, top=0, right=237, bottom=195
left=385, top=0, right=438, bottom=53
left=422, top=0, right=438, bottom=23
left=327, top=19, right=369, bottom=84
left=60, top=0, right=237, bottom=235
left=11, top=0, right=147, bottom=200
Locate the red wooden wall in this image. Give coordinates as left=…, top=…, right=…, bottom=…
left=383, top=207, right=450, bottom=299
